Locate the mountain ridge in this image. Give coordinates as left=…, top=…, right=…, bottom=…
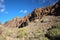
left=4, top=0, right=60, bottom=28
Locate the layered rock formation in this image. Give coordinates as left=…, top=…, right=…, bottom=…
left=4, top=0, right=60, bottom=28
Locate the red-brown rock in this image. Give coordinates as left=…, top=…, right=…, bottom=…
left=4, top=0, right=60, bottom=28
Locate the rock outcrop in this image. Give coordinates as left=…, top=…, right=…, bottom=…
left=4, top=17, right=22, bottom=28
left=4, top=0, right=60, bottom=28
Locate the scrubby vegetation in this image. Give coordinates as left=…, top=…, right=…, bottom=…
left=51, top=22, right=60, bottom=29
left=0, top=16, right=60, bottom=40
left=46, top=22, right=60, bottom=40
left=32, top=29, right=44, bottom=37
left=46, top=28, right=60, bottom=40
left=17, top=28, right=28, bottom=40
left=0, top=22, right=60, bottom=40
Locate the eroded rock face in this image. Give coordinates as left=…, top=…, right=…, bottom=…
left=18, top=16, right=29, bottom=28
left=4, top=17, right=22, bottom=28
left=4, top=0, right=60, bottom=28
left=34, top=8, right=43, bottom=19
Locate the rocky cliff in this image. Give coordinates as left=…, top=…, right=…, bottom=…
left=4, top=0, right=60, bottom=28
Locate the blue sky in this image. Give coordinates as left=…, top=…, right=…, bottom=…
left=0, top=0, right=58, bottom=24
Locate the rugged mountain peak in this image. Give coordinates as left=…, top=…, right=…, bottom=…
left=4, top=0, right=60, bottom=28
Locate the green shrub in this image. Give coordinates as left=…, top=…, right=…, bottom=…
left=47, top=28, right=60, bottom=37
left=32, top=29, right=44, bottom=38
left=46, top=28, right=60, bottom=40
left=0, top=35, right=6, bottom=40
left=17, top=28, right=28, bottom=38
left=52, top=22, right=60, bottom=29
left=29, top=37, right=49, bottom=40
left=39, top=37, right=49, bottom=40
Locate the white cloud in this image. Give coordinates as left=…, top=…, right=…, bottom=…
left=19, top=10, right=27, bottom=13
left=23, top=10, right=27, bottom=13
left=0, top=0, right=4, bottom=2
left=0, top=0, right=8, bottom=13
left=0, top=8, right=5, bottom=12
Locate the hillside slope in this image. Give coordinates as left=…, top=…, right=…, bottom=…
left=0, top=0, right=60, bottom=40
